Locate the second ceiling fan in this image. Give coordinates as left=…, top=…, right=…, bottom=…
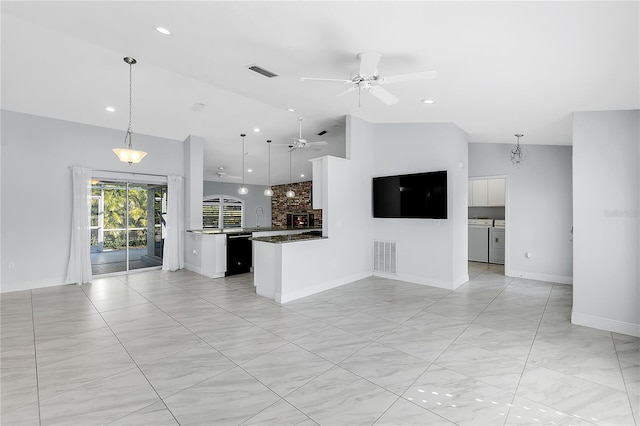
left=274, top=117, right=328, bottom=151
left=301, top=52, right=437, bottom=106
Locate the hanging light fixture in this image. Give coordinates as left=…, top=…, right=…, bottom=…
left=238, top=133, right=249, bottom=195
left=112, top=57, right=148, bottom=164
left=264, top=140, right=274, bottom=196
left=510, top=133, right=526, bottom=165
left=286, top=149, right=295, bottom=198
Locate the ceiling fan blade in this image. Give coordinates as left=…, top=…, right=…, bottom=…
left=381, top=70, right=437, bottom=84
left=368, top=85, right=399, bottom=105
left=307, top=141, right=328, bottom=146
left=272, top=143, right=295, bottom=147
left=358, top=52, right=381, bottom=77
left=337, top=86, right=357, bottom=97
left=300, top=77, right=352, bottom=83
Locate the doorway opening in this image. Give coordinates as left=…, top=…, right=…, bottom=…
left=90, top=180, right=167, bottom=275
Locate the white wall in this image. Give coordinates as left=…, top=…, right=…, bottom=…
left=372, top=123, right=469, bottom=289
left=275, top=116, right=375, bottom=302
left=0, top=110, right=184, bottom=292
left=468, top=143, right=573, bottom=283
left=572, top=110, right=639, bottom=336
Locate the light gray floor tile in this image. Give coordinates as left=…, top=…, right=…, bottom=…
left=403, top=364, right=515, bottom=425
left=373, top=397, right=455, bottom=425
left=242, top=343, right=333, bottom=397
left=163, top=367, right=280, bottom=425
left=37, top=343, right=136, bottom=400
left=242, top=398, right=317, bottom=425
left=285, top=366, right=398, bottom=426
left=517, top=365, right=636, bottom=425
left=376, top=325, right=455, bottom=362
left=294, top=325, right=371, bottom=363
left=39, top=368, right=160, bottom=426
left=3, top=265, right=636, bottom=426
left=138, top=343, right=235, bottom=398
left=108, top=401, right=178, bottom=425
left=339, top=342, right=430, bottom=395
left=122, top=326, right=203, bottom=365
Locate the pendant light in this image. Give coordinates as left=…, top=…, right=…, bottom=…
left=286, top=149, right=296, bottom=198
left=264, top=140, right=274, bottom=196
left=238, top=133, right=249, bottom=195
left=510, top=133, right=526, bottom=165
left=112, top=57, right=148, bottom=164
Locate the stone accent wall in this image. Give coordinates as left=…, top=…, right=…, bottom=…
left=271, top=181, right=323, bottom=228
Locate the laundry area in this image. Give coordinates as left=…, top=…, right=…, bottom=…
left=468, top=178, right=506, bottom=265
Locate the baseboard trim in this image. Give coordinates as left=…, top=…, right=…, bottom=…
left=1, top=277, right=72, bottom=293
left=506, top=269, right=573, bottom=285
left=572, top=311, right=640, bottom=337
left=375, top=272, right=470, bottom=290
left=279, top=270, right=372, bottom=304
left=183, top=262, right=202, bottom=275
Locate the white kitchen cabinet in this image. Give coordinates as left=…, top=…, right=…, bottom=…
left=469, top=178, right=505, bottom=207
left=487, top=178, right=506, bottom=206
left=201, top=233, right=227, bottom=278
left=471, top=180, right=488, bottom=206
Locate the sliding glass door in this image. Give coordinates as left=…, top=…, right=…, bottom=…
left=90, top=180, right=167, bottom=275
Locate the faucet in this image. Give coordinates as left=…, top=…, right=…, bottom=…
left=255, top=206, right=264, bottom=228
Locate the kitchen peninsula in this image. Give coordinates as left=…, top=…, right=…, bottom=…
left=185, top=227, right=323, bottom=280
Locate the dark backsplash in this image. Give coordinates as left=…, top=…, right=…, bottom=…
left=271, top=181, right=322, bottom=228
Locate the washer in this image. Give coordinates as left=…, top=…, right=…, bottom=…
left=489, top=220, right=505, bottom=264
left=468, top=219, right=492, bottom=262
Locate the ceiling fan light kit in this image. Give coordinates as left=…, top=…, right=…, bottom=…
left=301, top=52, right=437, bottom=107
left=113, top=57, right=148, bottom=165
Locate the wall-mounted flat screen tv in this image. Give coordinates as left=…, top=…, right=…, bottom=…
left=372, top=170, right=447, bottom=219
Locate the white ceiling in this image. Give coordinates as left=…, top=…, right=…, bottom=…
left=2, top=1, right=638, bottom=185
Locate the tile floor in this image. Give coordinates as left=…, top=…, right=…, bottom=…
left=1, top=263, right=638, bottom=425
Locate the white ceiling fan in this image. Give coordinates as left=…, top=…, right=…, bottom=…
left=301, top=52, right=437, bottom=106
left=273, top=117, right=328, bottom=151
left=212, top=166, right=242, bottom=181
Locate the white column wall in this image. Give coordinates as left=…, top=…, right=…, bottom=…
left=572, top=109, right=639, bottom=336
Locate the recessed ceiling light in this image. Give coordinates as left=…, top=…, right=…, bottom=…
left=154, top=26, right=171, bottom=35
left=253, top=128, right=260, bottom=133
left=287, top=108, right=295, bottom=112
left=421, top=99, right=435, bottom=104
left=300, top=174, right=305, bottom=178
left=247, top=169, right=253, bottom=173
left=105, top=106, right=115, bottom=112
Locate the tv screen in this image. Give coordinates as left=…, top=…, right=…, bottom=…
left=372, top=171, right=447, bottom=219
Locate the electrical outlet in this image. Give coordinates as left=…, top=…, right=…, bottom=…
left=8, top=261, right=16, bottom=270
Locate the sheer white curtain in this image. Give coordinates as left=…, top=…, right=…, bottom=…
left=66, top=166, right=92, bottom=284
left=162, top=175, right=184, bottom=271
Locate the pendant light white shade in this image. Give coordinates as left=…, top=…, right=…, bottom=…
left=238, top=185, right=249, bottom=195
left=286, top=189, right=295, bottom=198
left=114, top=57, right=147, bottom=165
left=264, top=187, right=274, bottom=196
left=112, top=147, right=147, bottom=164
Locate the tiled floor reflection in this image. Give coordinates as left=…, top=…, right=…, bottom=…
left=1, top=263, right=638, bottom=425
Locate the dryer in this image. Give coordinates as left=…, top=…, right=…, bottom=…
left=489, top=220, right=505, bottom=264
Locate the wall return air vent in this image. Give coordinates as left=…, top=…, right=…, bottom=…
left=373, top=240, right=397, bottom=275
left=246, top=64, right=279, bottom=78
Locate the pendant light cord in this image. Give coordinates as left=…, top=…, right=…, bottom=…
left=241, top=134, right=246, bottom=186
left=125, top=60, right=133, bottom=148
left=267, top=140, right=271, bottom=187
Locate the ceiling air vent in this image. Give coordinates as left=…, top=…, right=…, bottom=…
left=246, top=64, right=278, bottom=78
left=317, top=130, right=327, bottom=136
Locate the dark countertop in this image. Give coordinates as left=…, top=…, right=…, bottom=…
left=250, top=234, right=327, bottom=244
left=187, top=226, right=322, bottom=235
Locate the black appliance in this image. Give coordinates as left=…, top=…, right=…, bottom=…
left=372, top=170, right=447, bottom=219
left=226, top=233, right=252, bottom=276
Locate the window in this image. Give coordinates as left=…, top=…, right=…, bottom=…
left=203, top=195, right=244, bottom=228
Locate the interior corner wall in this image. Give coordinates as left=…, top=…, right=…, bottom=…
left=572, top=109, right=640, bottom=336
left=468, top=143, right=573, bottom=283
left=372, top=122, right=469, bottom=289
left=0, top=110, right=184, bottom=293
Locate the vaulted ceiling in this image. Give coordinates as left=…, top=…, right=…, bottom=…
left=2, top=1, right=638, bottom=185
